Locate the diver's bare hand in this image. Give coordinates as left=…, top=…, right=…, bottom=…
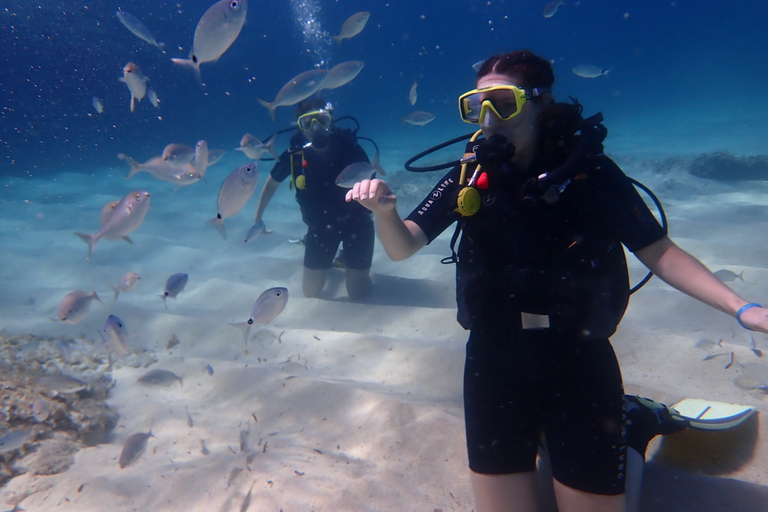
left=345, top=179, right=397, bottom=212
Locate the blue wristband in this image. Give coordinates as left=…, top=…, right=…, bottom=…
left=736, top=303, right=761, bottom=330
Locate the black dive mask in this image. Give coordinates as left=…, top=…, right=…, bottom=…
left=474, top=134, right=515, bottom=169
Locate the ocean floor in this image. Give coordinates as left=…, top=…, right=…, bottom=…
left=1, top=120, right=768, bottom=511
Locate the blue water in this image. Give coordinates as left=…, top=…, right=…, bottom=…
left=2, top=0, right=767, bottom=175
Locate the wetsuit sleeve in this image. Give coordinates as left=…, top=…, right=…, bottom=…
left=404, top=166, right=462, bottom=244
left=586, top=156, right=666, bottom=252
left=269, top=149, right=293, bottom=183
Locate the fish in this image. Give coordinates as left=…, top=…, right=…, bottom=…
left=37, top=374, right=88, bottom=394
left=408, top=81, right=418, bottom=106
left=204, top=364, right=214, bottom=375
left=194, top=140, right=210, bottom=177
left=335, top=155, right=386, bottom=188
left=58, top=290, right=102, bottom=324
left=572, top=65, right=611, bottom=78
left=543, top=0, right=565, bottom=18
left=162, top=143, right=195, bottom=166
left=75, top=190, right=151, bottom=259
left=119, top=62, right=149, bottom=112
left=0, top=429, right=32, bottom=454
left=186, top=406, right=194, bottom=427
left=244, top=220, right=269, bottom=243
left=137, top=369, right=183, bottom=387
left=31, top=396, right=51, bottom=422
left=119, top=430, right=154, bottom=468
left=320, top=61, right=365, bottom=90
left=160, top=273, right=189, bottom=308
left=91, top=96, right=104, bottom=114
left=101, top=314, right=130, bottom=356
left=112, top=271, right=141, bottom=301
left=401, top=111, right=436, bottom=126
left=230, top=287, right=289, bottom=346
left=258, top=68, right=328, bottom=121
left=115, top=10, right=164, bottom=49
left=239, top=428, right=249, bottom=452
left=171, top=0, right=248, bottom=84
left=714, top=269, right=744, bottom=282
left=236, top=133, right=280, bottom=162
left=118, top=154, right=203, bottom=185
left=749, top=334, right=763, bottom=357
left=206, top=162, right=260, bottom=240
left=331, top=12, right=370, bottom=45
left=147, top=89, right=160, bottom=108
left=472, top=59, right=485, bottom=72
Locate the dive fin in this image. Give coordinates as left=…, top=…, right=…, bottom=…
left=670, top=398, right=757, bottom=431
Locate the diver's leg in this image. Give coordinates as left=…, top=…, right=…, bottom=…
left=471, top=471, right=538, bottom=512
left=341, top=213, right=374, bottom=300
left=344, top=267, right=372, bottom=300
left=302, top=267, right=329, bottom=298
left=552, top=481, right=626, bottom=512
left=302, top=223, right=339, bottom=298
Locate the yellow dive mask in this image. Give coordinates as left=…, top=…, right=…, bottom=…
left=458, top=85, right=550, bottom=124
left=297, top=109, right=332, bottom=131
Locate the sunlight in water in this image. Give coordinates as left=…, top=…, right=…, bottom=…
left=289, top=0, right=331, bottom=67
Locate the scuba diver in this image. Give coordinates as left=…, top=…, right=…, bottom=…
left=346, top=50, right=768, bottom=512
left=248, top=98, right=374, bottom=301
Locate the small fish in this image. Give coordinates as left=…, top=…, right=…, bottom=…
left=112, top=271, right=141, bottom=301
left=335, top=157, right=386, bottom=188
left=204, top=364, right=214, bottom=375
left=119, top=430, right=154, bottom=468
left=543, top=0, right=565, bottom=18
left=119, top=154, right=203, bottom=185
left=331, top=12, right=370, bottom=45
left=471, top=59, right=485, bottom=72
left=714, top=269, right=744, bottom=282
left=74, top=190, right=151, bottom=259
left=137, top=368, right=183, bottom=387
left=239, top=428, right=249, bottom=452
left=171, top=0, right=248, bottom=84
left=749, top=334, right=764, bottom=357
left=186, top=406, right=194, bottom=427
left=119, top=62, right=149, bottom=112
left=147, top=89, right=160, bottom=108
left=37, top=374, right=88, bottom=394
left=230, top=287, right=289, bottom=346
left=101, top=314, right=129, bottom=356
left=160, top=273, right=189, bottom=308
left=408, top=81, right=418, bottom=106
left=58, top=290, right=102, bottom=323
left=702, top=352, right=729, bottom=361
left=572, top=64, right=611, bottom=78
left=258, top=69, right=328, bottom=121
left=244, top=220, right=269, bottom=243
left=91, top=96, right=104, bottom=114
left=320, top=61, right=365, bottom=90
left=193, top=140, right=210, bottom=177
left=401, top=111, right=436, bottom=126
left=206, top=162, right=260, bottom=240
left=115, top=10, right=164, bottom=49
left=167, top=333, right=180, bottom=349
left=236, top=133, right=280, bottom=162
left=0, top=429, right=32, bottom=454
left=162, top=143, right=195, bottom=166
left=31, top=397, right=50, bottom=422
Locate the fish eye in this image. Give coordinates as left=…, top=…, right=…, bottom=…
left=231, top=0, right=239, bottom=8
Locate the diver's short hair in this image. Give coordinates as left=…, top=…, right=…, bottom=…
left=295, top=98, right=327, bottom=118
left=477, top=50, right=555, bottom=91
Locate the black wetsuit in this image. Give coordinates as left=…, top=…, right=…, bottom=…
left=405, top=149, right=666, bottom=495
left=271, top=127, right=374, bottom=270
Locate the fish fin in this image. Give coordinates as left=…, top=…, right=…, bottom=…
left=112, top=286, right=120, bottom=302
left=171, top=57, right=202, bottom=87
left=331, top=35, right=343, bottom=47
left=267, top=137, right=280, bottom=162
left=229, top=322, right=252, bottom=347
left=74, top=232, right=97, bottom=260
left=159, top=294, right=168, bottom=309
left=118, top=153, right=142, bottom=179
left=206, top=217, right=227, bottom=240
left=122, top=236, right=133, bottom=244
left=373, top=154, right=386, bottom=176
left=118, top=77, right=126, bottom=84
left=130, top=95, right=135, bottom=112
left=257, top=99, right=275, bottom=122
left=92, top=291, right=103, bottom=305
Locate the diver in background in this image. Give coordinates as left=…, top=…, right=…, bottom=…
left=346, top=50, right=768, bottom=512
left=249, top=98, right=374, bottom=301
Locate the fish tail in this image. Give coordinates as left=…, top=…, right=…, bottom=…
left=229, top=322, right=252, bottom=347
left=112, top=286, right=120, bottom=302
left=267, top=137, right=280, bottom=162
left=331, top=35, right=343, bottom=47
left=92, top=290, right=103, bottom=305
left=118, top=153, right=142, bottom=179
left=130, top=95, right=136, bottom=112
left=373, top=153, right=386, bottom=176
left=205, top=217, right=227, bottom=240
left=257, top=99, right=275, bottom=121
left=159, top=294, right=168, bottom=309
left=74, top=232, right=97, bottom=260
left=171, top=57, right=202, bottom=87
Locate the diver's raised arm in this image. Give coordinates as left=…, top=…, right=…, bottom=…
left=346, top=178, right=428, bottom=261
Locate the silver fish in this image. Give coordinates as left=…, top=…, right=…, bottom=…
left=230, top=287, right=289, bottom=346
left=115, top=10, right=164, bottom=49
left=147, top=89, right=160, bottom=108
left=472, top=59, right=485, bottom=72
left=206, top=162, right=260, bottom=240
left=0, top=429, right=32, bottom=454
left=137, top=369, right=183, bottom=387
left=408, top=81, right=418, bottom=106
left=119, top=154, right=202, bottom=185
left=714, top=269, right=744, bottom=282
left=258, top=68, right=328, bottom=121
left=572, top=64, right=611, bottom=78
left=58, top=290, right=102, bottom=323
left=160, top=273, right=189, bottom=308
left=320, top=61, right=365, bottom=90
left=119, top=62, right=149, bottom=112
left=236, top=133, right=279, bottom=161
left=37, top=374, right=88, bottom=394
left=162, top=143, right=195, bottom=166
left=171, top=0, right=248, bottom=83
left=91, top=95, right=104, bottom=114
left=101, top=314, right=129, bottom=356
left=31, top=397, right=51, bottom=422
left=543, top=0, right=565, bottom=18
left=112, top=271, right=141, bottom=301
left=331, top=12, right=370, bottom=45
left=75, top=190, right=151, bottom=259
left=336, top=161, right=377, bottom=188
left=194, top=140, right=210, bottom=177
left=402, top=111, right=436, bottom=126
left=244, top=220, right=269, bottom=243
left=119, top=430, right=154, bottom=468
